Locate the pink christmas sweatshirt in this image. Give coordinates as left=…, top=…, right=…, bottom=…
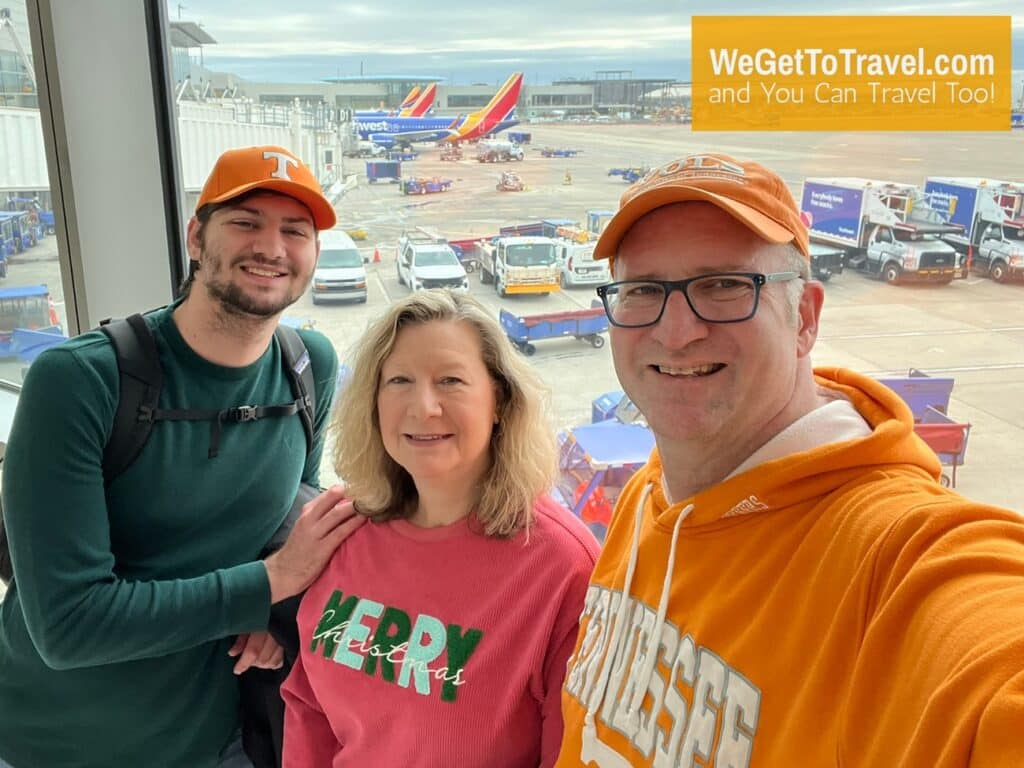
left=282, top=496, right=599, bottom=767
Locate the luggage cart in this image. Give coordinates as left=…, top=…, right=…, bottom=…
left=877, top=369, right=970, bottom=487
left=499, top=307, right=608, bottom=356
left=915, top=406, right=971, bottom=488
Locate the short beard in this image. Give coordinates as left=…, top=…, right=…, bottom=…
left=207, top=278, right=294, bottom=318
left=201, top=248, right=302, bottom=319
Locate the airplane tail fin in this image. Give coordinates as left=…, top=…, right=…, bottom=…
left=406, top=83, right=437, bottom=117
left=445, top=73, right=524, bottom=143
left=397, top=86, right=422, bottom=116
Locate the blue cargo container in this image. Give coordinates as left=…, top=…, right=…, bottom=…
left=800, top=181, right=869, bottom=249
left=365, top=160, right=401, bottom=183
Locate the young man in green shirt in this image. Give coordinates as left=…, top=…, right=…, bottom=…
left=0, top=146, right=363, bottom=768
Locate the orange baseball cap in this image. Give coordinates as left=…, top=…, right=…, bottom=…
left=196, top=145, right=336, bottom=230
left=594, top=153, right=809, bottom=269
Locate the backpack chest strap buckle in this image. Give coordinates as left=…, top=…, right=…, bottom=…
left=227, top=405, right=259, bottom=423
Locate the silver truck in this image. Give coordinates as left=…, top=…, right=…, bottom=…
left=924, top=177, right=1024, bottom=282
left=396, top=230, right=468, bottom=292
left=476, top=139, right=524, bottom=162
left=802, top=178, right=961, bottom=284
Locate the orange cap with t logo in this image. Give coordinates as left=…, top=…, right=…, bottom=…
left=196, top=145, right=336, bottom=230
left=594, top=153, right=809, bottom=269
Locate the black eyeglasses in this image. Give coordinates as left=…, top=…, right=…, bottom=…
left=595, top=272, right=802, bottom=328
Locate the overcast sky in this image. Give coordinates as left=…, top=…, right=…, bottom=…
left=171, top=1, right=1024, bottom=86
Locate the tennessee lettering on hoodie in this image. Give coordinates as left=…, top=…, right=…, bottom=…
left=557, top=368, right=1024, bottom=768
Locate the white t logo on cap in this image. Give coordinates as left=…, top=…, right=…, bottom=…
left=263, top=150, right=299, bottom=180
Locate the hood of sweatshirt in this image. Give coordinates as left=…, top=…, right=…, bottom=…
left=573, top=368, right=946, bottom=759
left=643, top=366, right=942, bottom=532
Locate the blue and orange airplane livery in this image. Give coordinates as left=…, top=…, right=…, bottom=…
left=401, top=83, right=436, bottom=117
left=397, top=86, right=421, bottom=113
left=356, top=83, right=435, bottom=118
left=354, top=73, right=523, bottom=147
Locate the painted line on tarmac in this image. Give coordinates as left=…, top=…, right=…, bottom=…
left=373, top=270, right=393, bottom=302
left=561, top=290, right=595, bottom=311
left=866, top=362, right=1024, bottom=376
left=822, top=326, right=1024, bottom=341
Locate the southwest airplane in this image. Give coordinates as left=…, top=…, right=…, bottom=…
left=354, top=73, right=523, bottom=147
left=401, top=84, right=436, bottom=117
left=397, top=86, right=421, bottom=113
left=355, top=83, right=436, bottom=118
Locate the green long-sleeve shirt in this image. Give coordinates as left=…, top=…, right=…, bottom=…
left=0, top=305, right=337, bottom=767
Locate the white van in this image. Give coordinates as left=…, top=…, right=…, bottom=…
left=312, top=230, right=368, bottom=304
left=557, top=240, right=610, bottom=288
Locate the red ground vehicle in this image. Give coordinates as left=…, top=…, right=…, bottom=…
left=440, top=145, right=463, bottom=161
left=496, top=171, right=525, bottom=192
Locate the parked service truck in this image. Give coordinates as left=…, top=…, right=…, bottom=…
left=396, top=230, right=469, bottom=292
left=552, top=225, right=609, bottom=288
left=555, top=239, right=609, bottom=288
left=476, top=236, right=561, bottom=296
left=496, top=221, right=608, bottom=287
left=923, top=177, right=1024, bottom=283
left=477, top=140, right=524, bottom=162
left=801, top=178, right=961, bottom=284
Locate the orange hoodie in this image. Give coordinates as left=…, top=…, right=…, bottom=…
left=557, top=368, right=1024, bottom=767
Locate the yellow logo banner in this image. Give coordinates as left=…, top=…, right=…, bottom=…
left=692, top=16, right=1011, bottom=131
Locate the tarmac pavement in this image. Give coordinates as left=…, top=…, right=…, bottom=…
left=3, top=123, right=1022, bottom=512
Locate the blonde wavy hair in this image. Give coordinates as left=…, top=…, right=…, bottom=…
left=331, top=290, right=557, bottom=537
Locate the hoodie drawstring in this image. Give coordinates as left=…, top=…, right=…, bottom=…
left=584, top=482, right=651, bottom=728
left=624, top=499, right=693, bottom=726
left=583, top=482, right=694, bottom=740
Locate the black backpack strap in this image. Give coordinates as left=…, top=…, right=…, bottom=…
left=0, top=455, right=11, bottom=585
left=274, top=325, right=316, bottom=454
left=98, top=318, right=315, bottom=480
left=100, top=314, right=163, bottom=486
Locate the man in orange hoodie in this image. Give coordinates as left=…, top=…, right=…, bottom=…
left=557, top=153, right=1024, bottom=767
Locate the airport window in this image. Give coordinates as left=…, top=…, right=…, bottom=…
left=2, top=7, right=1024, bottom=768
left=144, top=4, right=1024, bottom=518
left=0, top=0, right=71, bottom=385
left=2, top=0, right=1017, bottom=517
left=145, top=2, right=1024, bottom=511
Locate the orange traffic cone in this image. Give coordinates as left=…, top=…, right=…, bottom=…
left=372, top=246, right=381, bottom=263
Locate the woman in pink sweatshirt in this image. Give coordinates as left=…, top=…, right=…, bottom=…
left=281, top=291, right=599, bottom=767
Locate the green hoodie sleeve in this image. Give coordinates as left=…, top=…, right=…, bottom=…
left=2, top=345, right=271, bottom=670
